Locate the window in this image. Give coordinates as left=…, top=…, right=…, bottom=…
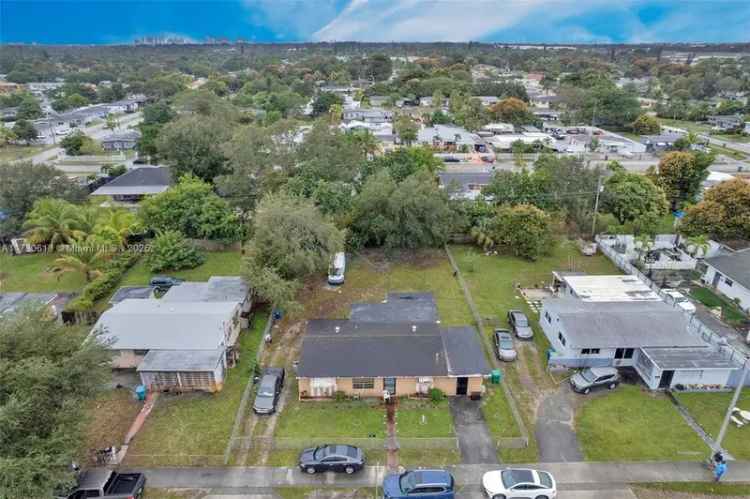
left=581, top=348, right=601, bottom=355
left=352, top=377, right=375, bottom=390
left=725, top=278, right=733, bottom=287
left=544, top=311, right=551, bottom=323
left=615, top=348, right=634, bottom=360
left=624, top=348, right=634, bottom=359
left=558, top=332, right=566, bottom=346
left=582, top=348, right=590, bottom=354
left=134, top=349, right=148, bottom=356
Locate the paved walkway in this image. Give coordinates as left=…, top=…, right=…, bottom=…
left=536, top=384, right=584, bottom=463
left=131, top=461, right=750, bottom=489
left=449, top=398, right=499, bottom=465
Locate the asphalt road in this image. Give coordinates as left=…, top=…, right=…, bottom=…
left=30, top=111, right=143, bottom=165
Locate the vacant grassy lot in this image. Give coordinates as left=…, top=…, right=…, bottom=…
left=0, top=144, right=46, bottom=161
left=119, top=250, right=242, bottom=286
left=79, top=388, right=142, bottom=465
left=675, top=389, right=750, bottom=460
left=0, top=252, right=88, bottom=292
left=123, top=312, right=267, bottom=466
left=577, top=384, right=706, bottom=461
left=690, top=287, right=747, bottom=326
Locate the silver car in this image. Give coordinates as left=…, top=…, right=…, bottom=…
left=494, top=329, right=517, bottom=362
left=507, top=310, right=533, bottom=340
left=570, top=367, right=620, bottom=394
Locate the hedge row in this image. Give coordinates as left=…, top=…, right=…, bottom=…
left=65, top=251, right=141, bottom=312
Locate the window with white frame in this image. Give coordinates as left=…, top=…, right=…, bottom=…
left=558, top=332, right=566, bottom=346
left=352, top=377, right=375, bottom=390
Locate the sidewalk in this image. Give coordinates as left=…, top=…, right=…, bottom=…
left=131, top=461, right=750, bottom=489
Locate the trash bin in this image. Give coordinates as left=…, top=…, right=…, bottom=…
left=490, top=369, right=502, bottom=384
left=135, top=385, right=146, bottom=401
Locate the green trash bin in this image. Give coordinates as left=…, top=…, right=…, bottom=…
left=490, top=369, right=502, bottom=384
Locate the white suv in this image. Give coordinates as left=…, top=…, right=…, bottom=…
left=663, top=290, right=696, bottom=314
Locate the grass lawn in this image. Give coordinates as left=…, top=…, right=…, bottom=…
left=119, top=250, right=242, bottom=287
left=635, top=482, right=750, bottom=497
left=577, top=384, right=707, bottom=461
left=481, top=385, right=522, bottom=439
left=276, top=488, right=376, bottom=499
left=659, top=118, right=712, bottom=135
left=276, top=396, right=387, bottom=439
left=713, top=133, right=750, bottom=144
left=709, top=144, right=747, bottom=160
left=396, top=399, right=454, bottom=438
left=122, top=311, right=267, bottom=466
left=690, top=287, right=747, bottom=326
left=0, top=144, right=45, bottom=161
left=79, top=388, right=142, bottom=465
left=675, top=389, right=750, bottom=460
left=0, top=252, right=88, bottom=293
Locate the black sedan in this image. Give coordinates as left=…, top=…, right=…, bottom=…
left=298, top=444, right=365, bottom=474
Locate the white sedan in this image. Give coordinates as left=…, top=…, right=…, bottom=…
left=482, top=468, right=557, bottom=499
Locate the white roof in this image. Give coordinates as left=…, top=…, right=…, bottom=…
left=93, top=299, right=237, bottom=350
left=562, top=275, right=661, bottom=302
left=161, top=276, right=249, bottom=304
left=417, top=125, right=480, bottom=146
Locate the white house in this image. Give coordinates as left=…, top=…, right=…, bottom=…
left=702, top=249, right=750, bottom=313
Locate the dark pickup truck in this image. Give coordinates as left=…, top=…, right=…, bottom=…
left=62, top=469, right=146, bottom=499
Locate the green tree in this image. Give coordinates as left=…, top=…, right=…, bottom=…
left=23, top=198, right=90, bottom=250
left=142, top=101, right=175, bottom=125
left=0, top=307, right=110, bottom=498
left=681, top=178, right=750, bottom=240
left=0, top=162, right=85, bottom=237
left=53, top=246, right=108, bottom=282
left=490, top=97, right=532, bottom=125
left=243, top=192, right=344, bottom=310
left=363, top=146, right=443, bottom=184
left=145, top=229, right=205, bottom=272
left=394, top=115, right=418, bottom=145
left=16, top=95, right=42, bottom=120
left=93, top=209, right=142, bottom=249
left=139, top=175, right=244, bottom=242
left=472, top=204, right=553, bottom=260
left=364, top=54, right=393, bottom=81
left=311, top=92, right=343, bottom=117
left=156, top=116, right=232, bottom=181
left=649, top=151, right=712, bottom=210
left=65, top=93, right=89, bottom=109
left=632, top=114, right=660, bottom=135
left=349, top=170, right=456, bottom=250
left=105, top=114, right=119, bottom=132
left=602, top=171, right=668, bottom=224
left=60, top=131, right=97, bottom=156
left=11, top=119, right=37, bottom=144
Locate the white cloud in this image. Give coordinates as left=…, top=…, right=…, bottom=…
left=243, top=0, right=343, bottom=40
left=312, top=0, right=623, bottom=42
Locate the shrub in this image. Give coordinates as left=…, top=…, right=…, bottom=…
left=145, top=230, right=205, bottom=272
left=334, top=390, right=348, bottom=403
left=428, top=387, right=445, bottom=403
left=65, top=250, right=140, bottom=312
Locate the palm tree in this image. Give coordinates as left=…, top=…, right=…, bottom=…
left=686, top=234, right=710, bottom=259
left=94, top=209, right=142, bottom=249
left=53, top=249, right=107, bottom=282
left=23, top=199, right=88, bottom=250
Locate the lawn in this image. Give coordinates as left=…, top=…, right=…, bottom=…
left=675, top=389, right=750, bottom=460
left=635, top=482, right=750, bottom=497
left=78, top=388, right=142, bottom=465
left=396, top=399, right=454, bottom=438
left=659, top=118, right=712, bottom=135
left=576, top=384, right=707, bottom=461
left=119, top=250, right=243, bottom=287
left=690, top=287, right=747, bottom=326
left=0, top=252, right=88, bottom=293
left=713, top=133, right=750, bottom=144
left=481, top=385, right=522, bottom=439
left=710, top=144, right=747, bottom=160
left=122, top=312, right=267, bottom=466
left=0, top=144, right=46, bottom=161
left=275, top=397, right=388, bottom=439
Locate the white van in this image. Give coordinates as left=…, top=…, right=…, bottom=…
left=327, top=252, right=346, bottom=285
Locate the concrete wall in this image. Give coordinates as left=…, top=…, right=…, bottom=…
left=703, top=264, right=750, bottom=312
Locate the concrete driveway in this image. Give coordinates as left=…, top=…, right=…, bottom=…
left=450, top=397, right=499, bottom=465
left=535, top=384, right=583, bottom=463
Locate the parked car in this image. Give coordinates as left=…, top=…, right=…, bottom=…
left=253, top=367, right=285, bottom=414
left=482, top=468, right=557, bottom=499
left=383, top=469, right=455, bottom=499
left=149, top=275, right=183, bottom=291
left=570, top=367, right=620, bottom=394
left=60, top=469, right=146, bottom=499
left=298, top=444, right=365, bottom=474
left=494, top=329, right=517, bottom=362
left=327, top=251, right=346, bottom=285
left=507, top=310, right=533, bottom=340
left=442, top=156, right=460, bottom=163
left=663, top=289, right=696, bottom=314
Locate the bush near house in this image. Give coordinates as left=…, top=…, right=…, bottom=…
left=65, top=251, right=141, bottom=312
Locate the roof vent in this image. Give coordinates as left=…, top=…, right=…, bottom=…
left=334, top=326, right=341, bottom=333
left=412, top=324, right=417, bottom=332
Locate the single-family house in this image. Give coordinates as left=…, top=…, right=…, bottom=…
left=161, top=276, right=252, bottom=327
left=551, top=273, right=661, bottom=302
left=367, top=95, right=389, bottom=107
left=482, top=123, right=515, bottom=135
left=417, top=125, right=487, bottom=153
left=528, top=94, right=561, bottom=109
left=90, top=166, right=172, bottom=205
left=342, top=108, right=393, bottom=124
left=640, top=133, right=684, bottom=152
left=476, top=96, right=500, bottom=107
left=107, top=98, right=141, bottom=114
left=541, top=299, right=741, bottom=390
left=0, top=292, right=74, bottom=322
left=100, top=130, right=141, bottom=151
left=702, top=249, right=750, bottom=312
left=438, top=171, right=494, bottom=200
left=297, top=293, right=490, bottom=399
left=707, top=114, right=744, bottom=131
left=93, top=299, right=242, bottom=392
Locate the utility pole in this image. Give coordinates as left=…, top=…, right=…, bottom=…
left=591, top=175, right=603, bottom=240
left=714, top=359, right=749, bottom=456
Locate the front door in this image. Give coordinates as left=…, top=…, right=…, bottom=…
left=712, top=272, right=722, bottom=288
left=456, top=377, right=469, bottom=395
left=659, top=370, right=675, bottom=389
left=384, top=377, right=396, bottom=396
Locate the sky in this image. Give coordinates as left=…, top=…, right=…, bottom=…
left=1, top=0, right=749, bottom=45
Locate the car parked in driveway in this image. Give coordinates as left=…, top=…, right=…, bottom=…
left=298, top=444, right=365, bottom=474
left=253, top=367, right=285, bottom=414
left=663, top=289, right=696, bottom=314
left=383, top=469, right=455, bottom=499
left=507, top=310, right=533, bottom=340
left=482, top=468, right=557, bottom=499
left=494, top=329, right=517, bottom=362
left=570, top=367, right=620, bottom=394
left=149, top=275, right=183, bottom=292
